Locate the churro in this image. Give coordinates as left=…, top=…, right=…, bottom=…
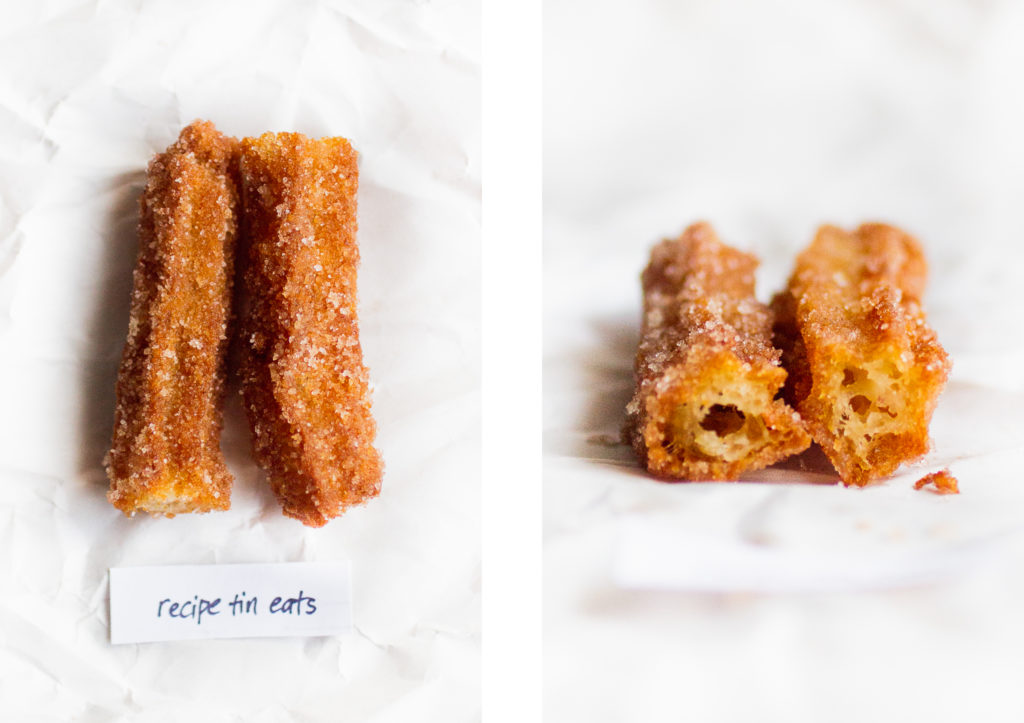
left=772, top=223, right=951, bottom=486
left=106, top=120, right=238, bottom=516
left=624, top=222, right=810, bottom=480
left=237, top=132, right=382, bottom=527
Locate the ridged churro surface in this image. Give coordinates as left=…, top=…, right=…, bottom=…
left=624, top=222, right=810, bottom=480
left=106, top=120, right=238, bottom=516
left=772, top=223, right=951, bottom=486
left=238, top=132, right=382, bottom=527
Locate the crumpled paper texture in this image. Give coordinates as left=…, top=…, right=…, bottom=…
left=0, top=1, right=479, bottom=721
left=544, top=0, right=1024, bottom=721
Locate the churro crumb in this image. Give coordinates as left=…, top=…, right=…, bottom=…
left=914, top=469, right=959, bottom=495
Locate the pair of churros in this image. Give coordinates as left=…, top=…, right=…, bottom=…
left=626, top=221, right=949, bottom=486
left=105, top=121, right=382, bottom=526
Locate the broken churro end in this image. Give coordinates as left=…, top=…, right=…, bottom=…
left=625, top=222, right=811, bottom=480
left=772, top=223, right=951, bottom=486
left=914, top=469, right=959, bottom=495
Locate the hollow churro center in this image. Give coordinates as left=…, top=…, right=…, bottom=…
left=669, top=393, right=771, bottom=463
left=700, top=404, right=746, bottom=436
left=849, top=394, right=870, bottom=416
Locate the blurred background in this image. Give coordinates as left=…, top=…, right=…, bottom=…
left=544, top=1, right=1024, bottom=720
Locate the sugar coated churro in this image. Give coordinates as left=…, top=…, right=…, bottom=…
left=237, top=132, right=382, bottom=527
left=624, top=222, right=811, bottom=480
left=106, top=120, right=238, bottom=516
left=772, top=223, right=951, bottom=486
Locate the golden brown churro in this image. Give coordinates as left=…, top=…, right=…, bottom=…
left=237, top=132, right=382, bottom=527
left=772, top=223, right=951, bottom=486
left=624, top=222, right=810, bottom=480
left=106, top=120, right=238, bottom=516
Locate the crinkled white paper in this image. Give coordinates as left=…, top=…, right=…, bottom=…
left=545, top=1, right=1024, bottom=721
left=0, top=1, right=479, bottom=720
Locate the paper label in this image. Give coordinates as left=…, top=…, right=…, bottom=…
left=109, top=562, right=352, bottom=644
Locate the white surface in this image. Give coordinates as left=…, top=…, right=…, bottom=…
left=0, top=1, right=479, bottom=721
left=544, top=1, right=1024, bottom=721
left=110, top=563, right=352, bottom=644
left=479, top=1, right=544, bottom=722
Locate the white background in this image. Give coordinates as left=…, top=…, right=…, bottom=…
left=0, top=1, right=480, bottom=720
left=545, top=1, right=1024, bottom=721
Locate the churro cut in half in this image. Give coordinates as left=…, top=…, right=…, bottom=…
left=106, top=120, right=238, bottom=516
left=624, top=222, right=810, bottom=480
left=237, top=132, right=382, bottom=527
left=771, top=223, right=951, bottom=486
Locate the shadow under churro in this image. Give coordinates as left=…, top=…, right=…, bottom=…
left=564, top=311, right=639, bottom=464
left=771, top=444, right=837, bottom=475
left=76, top=170, right=145, bottom=487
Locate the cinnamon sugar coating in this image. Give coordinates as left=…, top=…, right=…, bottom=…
left=772, top=223, right=951, bottom=486
left=106, top=120, right=238, bottom=516
left=624, top=222, right=810, bottom=480
left=237, top=132, right=382, bottom=527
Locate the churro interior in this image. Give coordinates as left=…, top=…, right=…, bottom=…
left=827, top=353, right=912, bottom=469
left=111, top=465, right=227, bottom=515
left=668, top=387, right=771, bottom=463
